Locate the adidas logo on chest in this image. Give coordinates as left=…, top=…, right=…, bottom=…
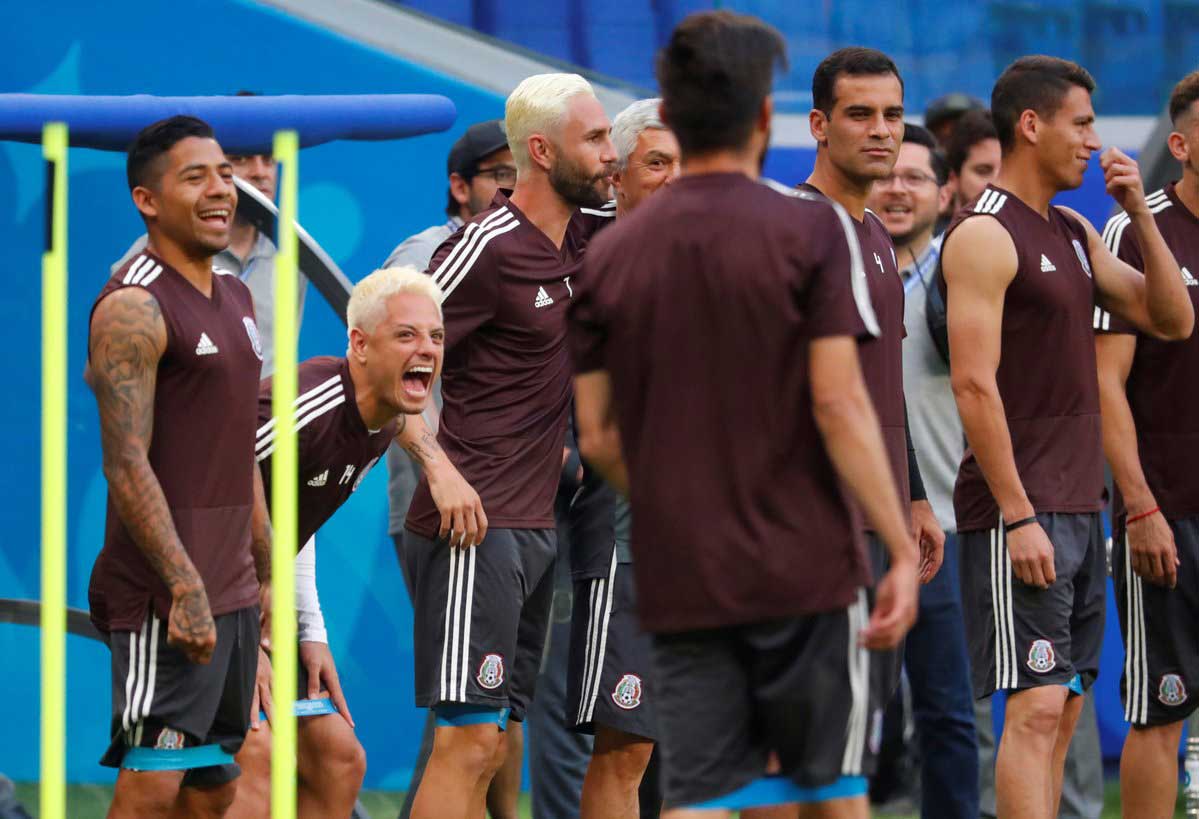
left=307, top=469, right=329, bottom=487
left=1183, top=267, right=1198, bottom=287
left=534, top=286, right=554, bottom=308
left=1040, top=254, right=1056, bottom=272
left=195, top=332, right=219, bottom=356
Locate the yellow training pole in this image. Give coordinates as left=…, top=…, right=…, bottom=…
left=40, top=121, right=68, bottom=819
left=270, top=129, right=299, bottom=819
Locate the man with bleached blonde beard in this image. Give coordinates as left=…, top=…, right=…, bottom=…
left=395, top=73, right=616, bottom=819
left=567, top=98, right=679, bottom=819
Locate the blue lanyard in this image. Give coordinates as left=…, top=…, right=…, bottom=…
left=903, top=244, right=940, bottom=295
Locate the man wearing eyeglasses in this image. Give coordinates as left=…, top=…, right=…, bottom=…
left=866, top=122, right=979, bottom=819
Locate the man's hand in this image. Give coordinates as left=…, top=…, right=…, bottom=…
left=258, top=582, right=272, bottom=651
left=911, top=499, right=945, bottom=584
left=300, top=641, right=355, bottom=727
left=427, top=463, right=488, bottom=548
left=168, top=585, right=217, bottom=664
left=861, top=557, right=919, bottom=650
left=1101, top=147, right=1149, bottom=217
left=1128, top=510, right=1179, bottom=588
left=250, top=646, right=273, bottom=730
left=1007, top=522, right=1056, bottom=589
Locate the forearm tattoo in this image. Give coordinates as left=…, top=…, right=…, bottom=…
left=90, top=289, right=202, bottom=597
left=403, top=426, right=443, bottom=467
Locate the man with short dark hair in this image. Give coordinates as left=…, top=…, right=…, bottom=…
left=945, top=109, right=1001, bottom=213
left=1095, top=68, right=1199, bottom=819
left=925, top=92, right=986, bottom=146
left=801, top=47, right=945, bottom=712
left=88, top=115, right=270, bottom=818
left=570, top=13, right=919, bottom=818
left=112, top=92, right=305, bottom=379
left=941, top=55, right=1193, bottom=818
left=866, top=122, right=978, bottom=819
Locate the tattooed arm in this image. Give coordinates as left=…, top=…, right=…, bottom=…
left=88, top=287, right=217, bottom=664
left=250, top=464, right=273, bottom=646
left=394, top=411, right=487, bottom=546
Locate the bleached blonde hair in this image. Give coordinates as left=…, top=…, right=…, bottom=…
left=506, top=73, right=597, bottom=173
left=347, top=266, right=443, bottom=337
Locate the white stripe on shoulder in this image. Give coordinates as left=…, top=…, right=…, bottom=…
left=984, top=193, right=1008, bottom=214
left=139, top=265, right=163, bottom=286
left=973, top=190, right=996, bottom=213
left=439, top=219, right=522, bottom=299
left=580, top=200, right=616, bottom=217
left=123, top=255, right=152, bottom=285
left=430, top=207, right=515, bottom=289
left=825, top=198, right=880, bottom=338
left=213, top=267, right=236, bottom=277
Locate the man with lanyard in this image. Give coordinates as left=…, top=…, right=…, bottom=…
left=866, top=122, right=978, bottom=819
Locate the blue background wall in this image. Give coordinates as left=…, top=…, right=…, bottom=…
left=0, top=0, right=1160, bottom=790
left=395, top=0, right=1199, bottom=117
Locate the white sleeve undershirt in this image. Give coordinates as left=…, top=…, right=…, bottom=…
left=295, top=535, right=327, bottom=644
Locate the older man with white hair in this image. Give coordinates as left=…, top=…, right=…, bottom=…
left=566, top=98, right=679, bottom=819
left=394, top=73, right=617, bottom=819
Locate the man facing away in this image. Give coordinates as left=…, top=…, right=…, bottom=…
left=941, top=55, right=1193, bottom=819
left=87, top=115, right=270, bottom=819
left=570, top=12, right=919, bottom=818
left=1095, top=69, right=1199, bottom=819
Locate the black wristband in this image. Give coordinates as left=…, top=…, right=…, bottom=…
left=1004, top=515, right=1038, bottom=532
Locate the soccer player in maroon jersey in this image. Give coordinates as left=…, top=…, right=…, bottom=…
left=86, top=116, right=270, bottom=818
left=941, top=57, right=1193, bottom=819
left=799, top=46, right=945, bottom=660
left=393, top=72, right=616, bottom=819
left=571, top=11, right=918, bottom=817
left=1094, top=70, right=1199, bottom=819
left=224, top=266, right=445, bottom=819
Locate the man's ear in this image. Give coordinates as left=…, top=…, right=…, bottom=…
left=449, top=173, right=471, bottom=208
left=527, top=133, right=556, bottom=173
left=132, top=186, right=159, bottom=221
left=348, top=326, right=369, bottom=362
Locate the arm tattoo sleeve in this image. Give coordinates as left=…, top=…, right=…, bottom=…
left=90, top=288, right=202, bottom=596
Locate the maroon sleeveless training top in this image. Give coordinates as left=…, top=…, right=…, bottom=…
left=88, top=249, right=264, bottom=632
left=940, top=185, right=1104, bottom=531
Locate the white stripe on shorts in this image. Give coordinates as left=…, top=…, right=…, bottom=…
left=1124, top=532, right=1150, bottom=724
left=576, top=575, right=604, bottom=725
left=459, top=547, right=477, bottom=701
left=841, top=588, right=870, bottom=775
left=992, top=520, right=1019, bottom=690
left=581, top=551, right=619, bottom=724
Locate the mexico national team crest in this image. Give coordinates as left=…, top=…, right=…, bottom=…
left=1027, top=639, right=1056, bottom=673
left=155, top=727, right=186, bottom=751
left=611, top=674, right=643, bottom=710
left=1159, top=674, right=1187, bottom=706
left=243, top=316, right=264, bottom=361
left=1072, top=239, right=1092, bottom=278
left=477, top=653, right=505, bottom=690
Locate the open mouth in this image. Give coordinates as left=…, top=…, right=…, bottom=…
left=883, top=204, right=912, bottom=217
left=402, top=365, right=434, bottom=398
left=198, top=207, right=231, bottom=228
